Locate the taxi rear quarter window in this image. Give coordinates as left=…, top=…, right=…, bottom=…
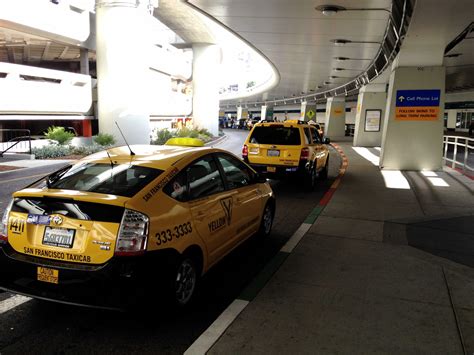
left=48, top=163, right=163, bottom=197
left=249, top=126, right=301, bottom=145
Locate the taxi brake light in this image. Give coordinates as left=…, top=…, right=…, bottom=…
left=0, top=199, right=13, bottom=243
left=242, top=145, right=248, bottom=158
left=300, top=147, right=310, bottom=160
left=115, top=209, right=149, bottom=256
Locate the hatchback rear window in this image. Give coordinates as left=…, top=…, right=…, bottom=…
left=47, top=163, right=163, bottom=197
left=249, top=126, right=301, bottom=145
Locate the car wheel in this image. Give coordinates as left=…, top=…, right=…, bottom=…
left=319, top=156, right=329, bottom=180
left=257, top=201, right=274, bottom=238
left=173, top=257, right=198, bottom=307
left=304, top=166, right=316, bottom=190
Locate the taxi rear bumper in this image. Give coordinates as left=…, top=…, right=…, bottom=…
left=0, top=244, right=179, bottom=310
left=246, top=160, right=311, bottom=178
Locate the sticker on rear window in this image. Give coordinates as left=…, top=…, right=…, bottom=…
left=142, top=167, right=179, bottom=202
left=27, top=214, right=51, bottom=225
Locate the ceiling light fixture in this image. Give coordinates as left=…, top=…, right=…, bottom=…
left=331, top=39, right=352, bottom=46
left=331, top=38, right=380, bottom=46
left=315, top=5, right=346, bottom=16
left=334, top=56, right=371, bottom=61
left=444, top=53, right=462, bottom=58
left=316, top=4, right=391, bottom=16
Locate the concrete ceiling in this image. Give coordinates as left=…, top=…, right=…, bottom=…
left=0, top=0, right=472, bottom=103
left=189, top=0, right=391, bottom=104
left=164, top=0, right=474, bottom=105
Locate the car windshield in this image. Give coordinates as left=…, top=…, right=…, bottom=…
left=48, top=162, right=163, bottom=197
left=249, top=126, right=301, bottom=145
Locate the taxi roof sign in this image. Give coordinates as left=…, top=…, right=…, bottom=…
left=165, top=137, right=205, bottom=147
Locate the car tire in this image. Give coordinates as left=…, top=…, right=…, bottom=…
left=257, top=201, right=274, bottom=238
left=173, top=256, right=198, bottom=307
left=304, top=166, right=316, bottom=190
left=319, top=156, right=329, bottom=180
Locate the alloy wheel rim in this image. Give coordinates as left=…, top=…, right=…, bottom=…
left=175, top=259, right=196, bottom=305
left=263, top=206, right=273, bottom=234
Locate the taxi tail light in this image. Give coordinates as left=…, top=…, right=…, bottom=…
left=115, top=209, right=149, bottom=256
left=0, top=199, right=13, bottom=243
left=300, top=147, right=310, bottom=160
left=242, top=144, right=248, bottom=158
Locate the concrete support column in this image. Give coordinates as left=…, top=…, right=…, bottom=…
left=261, top=105, right=267, bottom=121
left=380, top=66, right=445, bottom=170
left=192, top=44, right=221, bottom=137
left=237, top=106, right=243, bottom=121
left=447, top=110, right=457, bottom=130
left=300, top=101, right=307, bottom=120
left=353, top=84, right=387, bottom=147
left=96, top=0, right=151, bottom=145
left=324, top=97, right=346, bottom=140
left=79, top=48, right=89, bottom=75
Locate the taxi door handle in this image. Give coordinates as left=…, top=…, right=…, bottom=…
left=194, top=211, right=207, bottom=221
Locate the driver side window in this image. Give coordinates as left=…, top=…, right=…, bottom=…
left=311, top=128, right=322, bottom=144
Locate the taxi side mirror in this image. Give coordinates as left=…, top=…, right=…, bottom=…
left=255, top=173, right=268, bottom=184
left=323, top=137, right=330, bottom=144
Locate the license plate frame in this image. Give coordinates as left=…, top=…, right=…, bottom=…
left=267, top=149, right=280, bottom=157
left=37, top=266, right=59, bottom=284
left=42, top=227, right=75, bottom=249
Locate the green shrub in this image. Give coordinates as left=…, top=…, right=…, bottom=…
left=94, top=133, right=115, bottom=146
left=151, top=128, right=174, bottom=145
left=71, top=144, right=104, bottom=156
left=32, top=145, right=71, bottom=159
left=151, top=126, right=215, bottom=145
left=44, top=126, right=75, bottom=145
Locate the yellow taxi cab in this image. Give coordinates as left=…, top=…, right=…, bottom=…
left=242, top=120, right=330, bottom=190
left=0, top=141, right=275, bottom=310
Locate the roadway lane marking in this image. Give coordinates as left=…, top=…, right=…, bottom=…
left=184, top=299, right=249, bottom=355
left=1, top=173, right=49, bottom=184
left=0, top=294, right=31, bottom=315
left=185, top=144, right=349, bottom=354
left=280, top=223, right=312, bottom=253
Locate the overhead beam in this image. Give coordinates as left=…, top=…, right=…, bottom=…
left=58, top=46, right=69, bottom=59
left=42, top=42, right=51, bottom=61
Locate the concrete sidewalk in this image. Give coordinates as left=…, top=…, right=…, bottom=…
left=209, top=142, right=474, bottom=354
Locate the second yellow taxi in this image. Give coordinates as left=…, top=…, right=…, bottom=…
left=242, top=120, right=330, bottom=190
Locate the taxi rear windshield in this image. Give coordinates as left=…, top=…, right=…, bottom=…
left=249, top=126, right=301, bottom=145
left=47, top=163, right=163, bottom=197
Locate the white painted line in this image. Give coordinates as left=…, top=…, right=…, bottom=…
left=0, top=294, right=31, bottom=314
left=184, top=299, right=249, bottom=355
left=280, top=223, right=312, bottom=253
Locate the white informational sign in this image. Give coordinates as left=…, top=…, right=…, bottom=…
left=365, top=109, right=381, bottom=132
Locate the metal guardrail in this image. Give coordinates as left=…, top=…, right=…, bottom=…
left=0, top=129, right=32, bottom=156
left=443, top=135, right=474, bottom=175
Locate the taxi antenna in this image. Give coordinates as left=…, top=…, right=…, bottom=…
left=115, top=121, right=135, bottom=156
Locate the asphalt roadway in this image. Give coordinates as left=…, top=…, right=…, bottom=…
left=0, top=129, right=340, bottom=354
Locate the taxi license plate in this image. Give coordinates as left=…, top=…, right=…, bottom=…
left=267, top=149, right=280, bottom=157
left=267, top=166, right=276, bottom=173
left=43, top=227, right=75, bottom=249
left=37, top=267, right=58, bottom=284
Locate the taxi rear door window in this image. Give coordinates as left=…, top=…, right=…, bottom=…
left=187, top=156, right=225, bottom=200
left=216, top=153, right=255, bottom=189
